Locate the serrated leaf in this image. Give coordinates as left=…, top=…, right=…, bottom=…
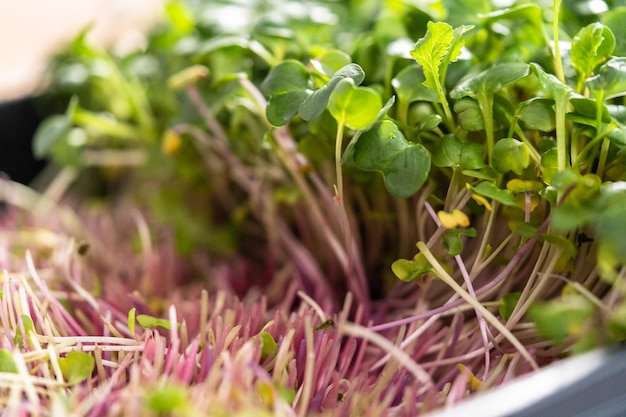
left=59, top=351, right=95, bottom=385
left=328, top=78, right=382, bottom=130
left=571, top=23, right=615, bottom=81
left=353, top=120, right=431, bottom=198
left=411, top=21, right=454, bottom=92
left=261, top=60, right=311, bottom=126
left=449, top=25, right=474, bottom=63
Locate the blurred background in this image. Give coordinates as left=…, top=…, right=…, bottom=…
left=0, top=0, right=163, bottom=183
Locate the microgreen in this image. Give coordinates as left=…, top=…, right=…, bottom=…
left=450, top=63, right=530, bottom=160
left=136, top=314, right=175, bottom=331
left=0, top=349, right=17, bottom=374
left=410, top=21, right=473, bottom=129
left=8, top=0, right=626, bottom=415
left=58, top=351, right=95, bottom=385
left=352, top=119, right=431, bottom=198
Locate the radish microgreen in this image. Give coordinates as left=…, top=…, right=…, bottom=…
left=9, top=0, right=626, bottom=414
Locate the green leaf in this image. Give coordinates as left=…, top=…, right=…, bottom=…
left=586, top=57, right=626, bottom=101
left=571, top=23, right=615, bottom=82
left=342, top=97, right=396, bottom=166
left=58, top=351, right=95, bottom=385
left=137, top=314, right=172, bottom=330
left=492, top=138, right=530, bottom=175
left=542, top=232, right=577, bottom=260
left=328, top=78, right=382, bottom=130
left=551, top=188, right=604, bottom=271
left=353, top=120, right=431, bottom=198
left=557, top=173, right=602, bottom=206
left=416, top=114, right=443, bottom=133
left=499, top=292, right=522, bottom=321
left=0, top=349, right=17, bottom=373
left=480, top=3, right=542, bottom=27
left=530, top=63, right=573, bottom=102
left=165, top=0, right=195, bottom=36
left=391, top=253, right=433, bottom=282
left=315, top=319, right=335, bottom=330
left=517, top=98, right=556, bottom=132
left=262, top=60, right=311, bottom=126
left=14, top=315, right=35, bottom=349
left=450, top=63, right=530, bottom=100
left=260, top=332, right=278, bottom=358
left=146, top=384, right=189, bottom=414
left=540, top=148, right=559, bottom=185
left=32, top=95, right=80, bottom=160
left=513, top=180, right=544, bottom=198
left=587, top=182, right=626, bottom=261
left=469, top=182, right=518, bottom=207
left=443, top=227, right=477, bottom=256
left=530, top=63, right=574, bottom=171
left=569, top=98, right=611, bottom=124
left=391, top=65, right=439, bottom=105
left=128, top=308, right=136, bottom=338
left=166, top=65, right=209, bottom=90
left=454, top=97, right=484, bottom=131
left=601, top=7, right=626, bottom=56
left=32, top=115, right=71, bottom=159
left=432, top=134, right=486, bottom=170
left=511, top=221, right=539, bottom=238
left=310, top=49, right=352, bottom=79
left=410, top=21, right=455, bottom=92
left=461, top=166, right=498, bottom=180
left=299, top=63, right=365, bottom=121
left=528, top=295, right=594, bottom=344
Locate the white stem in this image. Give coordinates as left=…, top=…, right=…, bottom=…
left=417, top=242, right=539, bottom=370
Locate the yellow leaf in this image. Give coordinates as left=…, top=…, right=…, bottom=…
left=470, top=194, right=492, bottom=211
left=162, top=130, right=182, bottom=155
